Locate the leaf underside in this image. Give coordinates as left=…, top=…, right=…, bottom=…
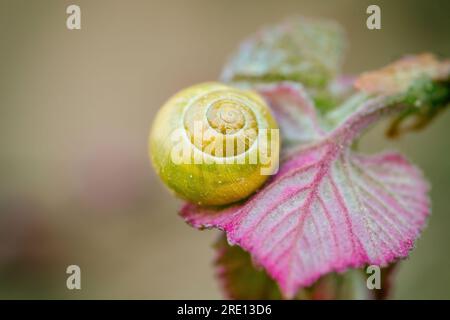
left=214, top=233, right=398, bottom=300
left=183, top=127, right=429, bottom=297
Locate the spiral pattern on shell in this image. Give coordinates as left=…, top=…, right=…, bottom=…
left=149, top=82, right=279, bottom=206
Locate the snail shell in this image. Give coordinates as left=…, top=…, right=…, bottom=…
left=149, top=82, right=279, bottom=206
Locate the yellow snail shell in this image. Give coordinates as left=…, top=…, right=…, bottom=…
left=149, top=82, right=279, bottom=206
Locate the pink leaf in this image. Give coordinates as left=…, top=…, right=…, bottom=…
left=257, top=82, right=324, bottom=154
left=181, top=82, right=431, bottom=298
left=214, top=233, right=393, bottom=300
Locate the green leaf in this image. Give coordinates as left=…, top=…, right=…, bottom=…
left=221, top=17, right=346, bottom=88
left=355, top=54, right=450, bottom=137
left=214, top=234, right=282, bottom=300
left=387, top=77, right=450, bottom=137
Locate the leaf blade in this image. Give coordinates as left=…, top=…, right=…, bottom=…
left=181, top=54, right=450, bottom=298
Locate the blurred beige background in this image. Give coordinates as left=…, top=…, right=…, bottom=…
left=0, top=0, right=449, bottom=299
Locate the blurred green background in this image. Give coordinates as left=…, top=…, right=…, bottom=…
left=0, top=0, right=449, bottom=299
